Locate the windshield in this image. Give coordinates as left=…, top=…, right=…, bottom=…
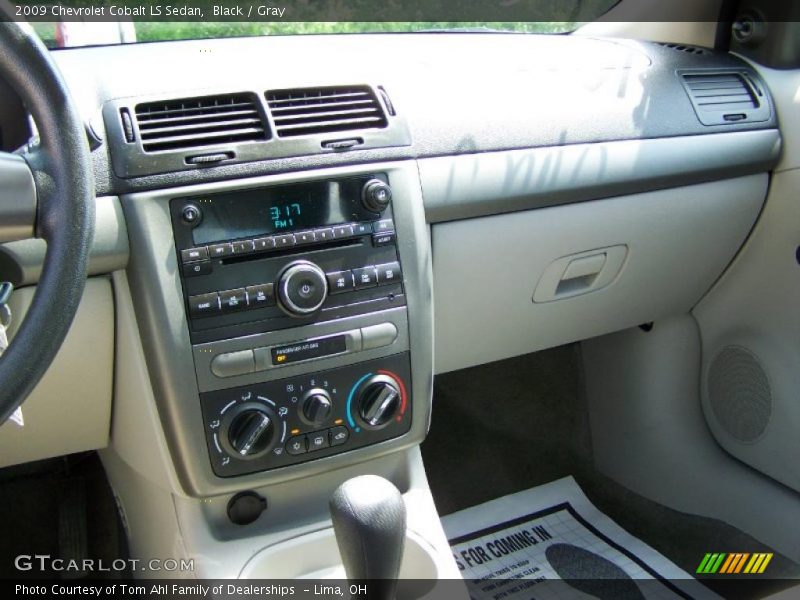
left=26, top=0, right=619, bottom=48
left=33, top=22, right=578, bottom=48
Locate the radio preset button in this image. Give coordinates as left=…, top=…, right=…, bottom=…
left=181, top=246, right=208, bottom=264
left=275, top=234, right=297, bottom=248
left=253, top=237, right=276, bottom=252
left=352, top=223, right=372, bottom=236
left=295, top=230, right=316, bottom=245
left=332, top=224, right=354, bottom=239
left=188, top=292, right=220, bottom=318
left=182, top=260, right=211, bottom=277
left=232, top=240, right=256, bottom=254
left=208, top=242, right=233, bottom=258
left=376, top=262, right=402, bottom=285
left=353, top=266, right=378, bottom=289
left=314, top=227, right=334, bottom=242
left=220, top=288, right=248, bottom=312
left=326, top=270, right=355, bottom=294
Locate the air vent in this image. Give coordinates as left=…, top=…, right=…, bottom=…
left=134, top=93, right=268, bottom=152
left=657, top=42, right=709, bottom=55
left=266, top=86, right=388, bottom=138
left=679, top=71, right=769, bottom=126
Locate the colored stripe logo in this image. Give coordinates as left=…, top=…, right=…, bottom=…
left=696, top=553, right=773, bottom=574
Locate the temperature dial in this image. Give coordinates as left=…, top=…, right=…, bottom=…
left=301, top=388, right=333, bottom=427
left=356, top=375, right=401, bottom=430
left=223, top=403, right=279, bottom=459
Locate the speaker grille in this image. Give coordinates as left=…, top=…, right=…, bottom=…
left=708, top=346, right=772, bottom=442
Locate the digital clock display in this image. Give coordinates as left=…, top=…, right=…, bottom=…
left=186, top=177, right=379, bottom=245
left=269, top=203, right=302, bottom=231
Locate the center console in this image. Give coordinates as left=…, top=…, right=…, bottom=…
left=112, top=161, right=451, bottom=581
left=120, top=162, right=432, bottom=496
left=169, top=174, right=412, bottom=478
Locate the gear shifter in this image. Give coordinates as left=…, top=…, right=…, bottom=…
left=330, top=475, right=407, bottom=598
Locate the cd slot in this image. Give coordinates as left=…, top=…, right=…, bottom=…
left=221, top=239, right=364, bottom=265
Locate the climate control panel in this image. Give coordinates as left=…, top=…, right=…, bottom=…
left=200, top=353, right=412, bottom=477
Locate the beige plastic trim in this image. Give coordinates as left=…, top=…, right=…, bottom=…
left=433, top=174, right=767, bottom=373
left=533, top=245, right=627, bottom=303
left=583, top=316, right=800, bottom=563
left=692, top=60, right=800, bottom=492
left=100, top=270, right=183, bottom=494
left=0, top=278, right=113, bottom=467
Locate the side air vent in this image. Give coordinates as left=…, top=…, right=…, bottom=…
left=266, top=86, right=388, bottom=138
left=657, top=42, right=709, bottom=55
left=134, top=93, right=268, bottom=152
left=679, top=71, right=770, bottom=126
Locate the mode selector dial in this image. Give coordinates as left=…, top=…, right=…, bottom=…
left=301, top=388, right=333, bottom=427
left=361, top=179, right=392, bottom=213
left=356, top=375, right=401, bottom=430
left=225, top=405, right=277, bottom=458
left=277, top=260, right=328, bottom=317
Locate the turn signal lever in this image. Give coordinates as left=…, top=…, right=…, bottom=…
left=330, top=475, right=406, bottom=599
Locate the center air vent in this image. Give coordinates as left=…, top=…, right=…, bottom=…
left=679, top=71, right=769, bottom=126
left=656, top=42, right=709, bottom=55
left=134, top=93, right=268, bottom=152
left=266, top=86, right=388, bottom=138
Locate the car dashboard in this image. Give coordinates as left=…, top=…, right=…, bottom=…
left=0, top=30, right=783, bottom=580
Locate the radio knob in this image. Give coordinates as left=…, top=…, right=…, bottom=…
left=361, top=179, right=392, bottom=213
left=356, top=375, right=401, bottom=430
left=301, top=389, right=333, bottom=427
left=226, top=406, right=276, bottom=458
left=277, top=260, right=328, bottom=317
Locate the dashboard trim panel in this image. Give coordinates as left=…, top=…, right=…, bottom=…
left=120, top=161, right=432, bottom=497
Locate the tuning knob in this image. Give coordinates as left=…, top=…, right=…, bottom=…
left=225, top=405, right=277, bottom=458
left=301, top=389, right=333, bottom=427
left=277, top=260, right=328, bottom=317
left=361, top=179, right=392, bottom=213
left=356, top=375, right=401, bottom=430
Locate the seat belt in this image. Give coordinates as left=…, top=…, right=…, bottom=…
left=0, top=281, right=23, bottom=427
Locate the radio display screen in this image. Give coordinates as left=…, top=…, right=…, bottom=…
left=186, top=178, right=375, bottom=245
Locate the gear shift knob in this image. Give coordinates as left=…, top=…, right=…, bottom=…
left=330, top=475, right=406, bottom=596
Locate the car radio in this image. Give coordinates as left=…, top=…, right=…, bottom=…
left=171, top=173, right=404, bottom=345
left=170, top=173, right=413, bottom=477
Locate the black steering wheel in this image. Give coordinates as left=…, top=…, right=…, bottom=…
left=0, top=21, right=94, bottom=423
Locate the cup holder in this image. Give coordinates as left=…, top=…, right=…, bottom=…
left=240, top=527, right=440, bottom=597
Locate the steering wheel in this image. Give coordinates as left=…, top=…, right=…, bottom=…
left=0, top=22, right=95, bottom=423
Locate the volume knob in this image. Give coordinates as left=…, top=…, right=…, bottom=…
left=277, top=260, right=328, bottom=317
left=361, top=179, right=392, bottom=213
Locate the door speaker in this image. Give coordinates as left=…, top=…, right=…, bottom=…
left=707, top=346, right=772, bottom=443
